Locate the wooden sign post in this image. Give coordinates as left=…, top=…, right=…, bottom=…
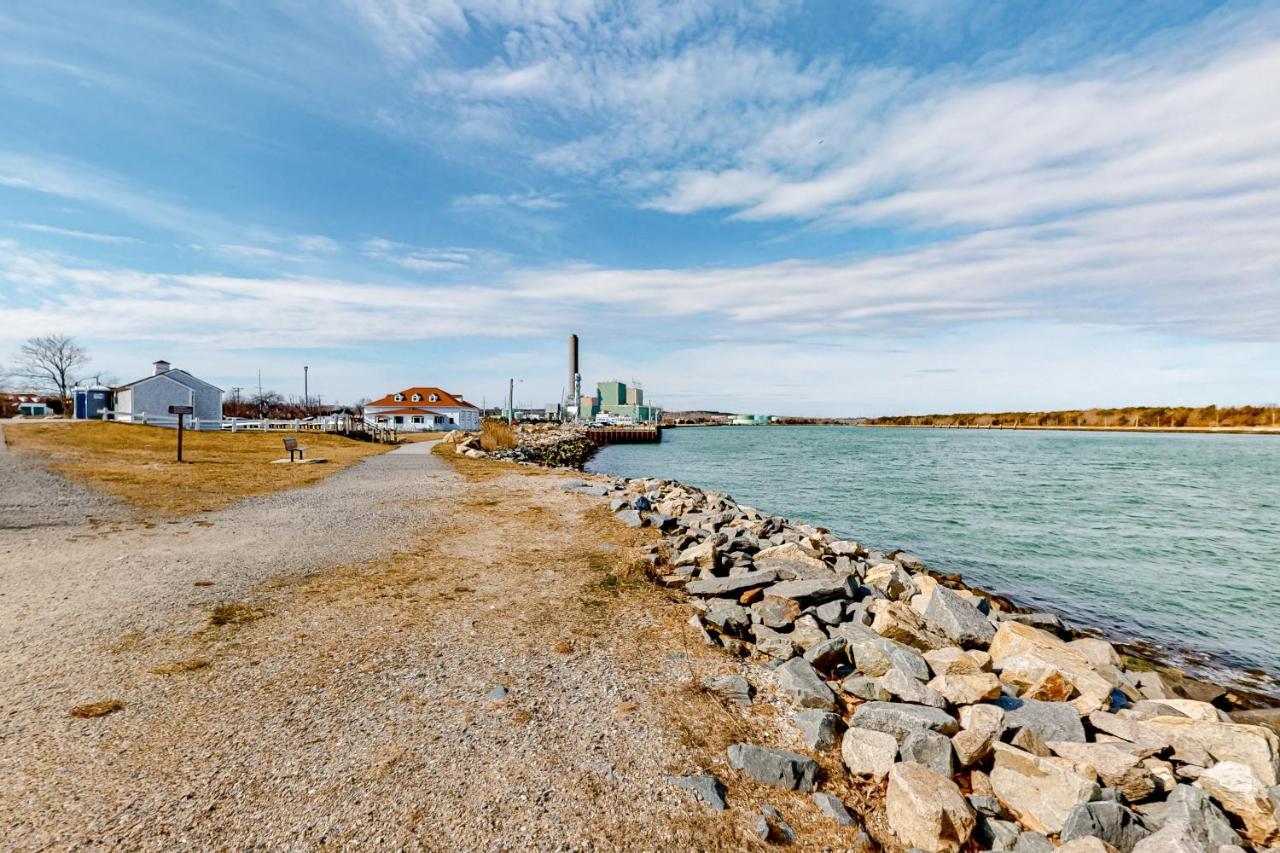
left=168, top=404, right=194, bottom=461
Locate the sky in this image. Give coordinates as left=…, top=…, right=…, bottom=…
left=1, top=0, right=1278, bottom=416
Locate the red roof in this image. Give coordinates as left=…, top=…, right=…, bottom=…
left=372, top=408, right=447, bottom=417
left=367, top=387, right=476, bottom=409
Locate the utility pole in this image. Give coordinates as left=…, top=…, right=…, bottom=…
left=304, top=365, right=309, bottom=412
left=508, top=378, right=515, bottom=426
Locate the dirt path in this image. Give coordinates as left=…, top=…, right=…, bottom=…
left=1, top=447, right=866, bottom=850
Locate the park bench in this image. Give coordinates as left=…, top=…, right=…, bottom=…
left=282, top=436, right=309, bottom=461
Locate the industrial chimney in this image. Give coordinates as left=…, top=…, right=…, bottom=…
left=568, top=334, right=581, bottom=421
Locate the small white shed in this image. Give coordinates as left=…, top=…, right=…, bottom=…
left=113, top=360, right=223, bottom=427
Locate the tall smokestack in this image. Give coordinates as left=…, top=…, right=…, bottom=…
left=568, top=333, right=579, bottom=395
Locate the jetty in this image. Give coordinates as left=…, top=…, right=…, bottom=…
left=586, top=425, right=662, bottom=444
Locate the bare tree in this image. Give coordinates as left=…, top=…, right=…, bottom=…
left=15, top=334, right=89, bottom=404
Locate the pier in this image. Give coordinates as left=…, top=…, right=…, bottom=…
left=586, top=425, right=662, bottom=444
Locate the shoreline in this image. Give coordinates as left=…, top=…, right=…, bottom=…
left=665, top=422, right=1280, bottom=436
left=495, top=425, right=1280, bottom=705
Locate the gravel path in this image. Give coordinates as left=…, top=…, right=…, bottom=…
left=0, top=423, right=126, bottom=529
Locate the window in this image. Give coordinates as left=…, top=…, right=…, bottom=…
left=394, top=393, right=404, bottom=401
left=412, top=416, right=424, bottom=424
left=394, top=415, right=404, bottom=424
left=411, top=394, right=421, bottom=402
left=428, top=393, right=439, bottom=402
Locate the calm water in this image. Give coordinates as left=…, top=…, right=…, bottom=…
left=588, top=426, right=1280, bottom=693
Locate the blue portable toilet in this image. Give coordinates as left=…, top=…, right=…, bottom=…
left=74, top=387, right=112, bottom=420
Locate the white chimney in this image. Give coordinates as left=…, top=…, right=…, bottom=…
left=153, top=359, right=171, bottom=375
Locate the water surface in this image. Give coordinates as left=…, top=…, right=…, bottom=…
left=588, top=426, right=1280, bottom=693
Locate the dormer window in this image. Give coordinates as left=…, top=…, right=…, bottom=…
left=411, top=394, right=422, bottom=402
left=394, top=393, right=404, bottom=402
left=428, top=393, right=439, bottom=402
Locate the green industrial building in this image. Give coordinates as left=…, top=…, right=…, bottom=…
left=579, top=380, right=656, bottom=422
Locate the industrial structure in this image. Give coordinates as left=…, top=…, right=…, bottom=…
left=562, top=333, right=660, bottom=424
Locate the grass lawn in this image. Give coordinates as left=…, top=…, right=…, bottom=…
left=4, top=421, right=396, bottom=516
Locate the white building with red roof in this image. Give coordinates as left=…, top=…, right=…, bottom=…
left=363, top=387, right=480, bottom=432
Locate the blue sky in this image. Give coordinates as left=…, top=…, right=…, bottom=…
left=1, top=0, right=1278, bottom=416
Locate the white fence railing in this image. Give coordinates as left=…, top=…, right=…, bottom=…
left=99, top=410, right=401, bottom=441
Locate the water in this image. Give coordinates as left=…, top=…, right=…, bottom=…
left=588, top=426, right=1280, bottom=694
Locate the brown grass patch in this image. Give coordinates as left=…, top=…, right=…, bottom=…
left=479, top=418, right=517, bottom=451
left=193, top=579, right=215, bottom=587
left=70, top=699, right=124, bottom=718
left=3, top=421, right=395, bottom=516
left=150, top=658, right=211, bottom=674
left=209, top=602, right=267, bottom=626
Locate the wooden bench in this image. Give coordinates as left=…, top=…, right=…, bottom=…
left=283, top=436, right=309, bottom=461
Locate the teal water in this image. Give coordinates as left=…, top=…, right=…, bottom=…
left=588, top=426, right=1280, bottom=694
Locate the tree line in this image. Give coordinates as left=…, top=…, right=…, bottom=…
left=866, top=405, right=1280, bottom=428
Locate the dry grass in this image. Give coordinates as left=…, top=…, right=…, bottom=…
left=150, top=658, right=211, bottom=675
left=3, top=421, right=395, bottom=516
left=70, top=699, right=124, bottom=718
left=431, top=439, right=549, bottom=482
left=479, top=418, right=517, bottom=451
left=208, top=602, right=267, bottom=626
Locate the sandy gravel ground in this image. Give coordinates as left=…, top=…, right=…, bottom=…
left=0, top=423, right=125, bottom=529
left=0, top=443, right=862, bottom=850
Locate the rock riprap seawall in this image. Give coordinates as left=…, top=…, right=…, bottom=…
left=576, top=473, right=1280, bottom=852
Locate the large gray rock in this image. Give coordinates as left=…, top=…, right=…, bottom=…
left=924, top=585, right=997, bottom=647
left=887, top=761, right=976, bottom=852
left=812, top=791, right=857, bottom=826
left=900, top=729, right=955, bottom=777
left=773, top=657, right=837, bottom=711
left=755, top=595, right=801, bottom=629
left=703, top=598, right=750, bottom=634
left=842, top=726, right=900, bottom=780
left=1195, top=760, right=1280, bottom=846
left=803, top=635, right=848, bottom=670
left=841, top=674, right=891, bottom=702
left=990, top=743, right=1101, bottom=834
left=997, top=696, right=1087, bottom=743
left=761, top=575, right=856, bottom=605
left=704, top=675, right=752, bottom=706
left=1047, top=741, right=1157, bottom=802
left=851, top=701, right=959, bottom=742
left=727, top=743, right=819, bottom=791
left=880, top=666, right=949, bottom=708
left=686, top=570, right=779, bottom=597
left=1145, top=784, right=1238, bottom=849
left=837, top=627, right=930, bottom=680
left=794, top=709, right=843, bottom=750
left=1061, top=801, right=1151, bottom=853
left=975, top=816, right=1022, bottom=851
left=615, top=508, right=646, bottom=527
left=668, top=774, right=727, bottom=811
left=1013, top=831, right=1055, bottom=853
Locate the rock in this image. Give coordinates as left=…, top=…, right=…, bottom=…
left=1001, top=611, right=1066, bottom=633
left=751, top=814, right=770, bottom=841
left=851, top=701, right=960, bottom=741
left=668, top=774, right=728, bottom=811
left=755, top=595, right=802, bottom=629
left=925, top=646, right=988, bottom=676
left=1047, top=741, right=1158, bottom=802
left=686, top=570, right=779, bottom=597
left=1013, top=831, right=1055, bottom=853
left=1196, top=760, right=1280, bottom=845
left=1230, top=707, right=1280, bottom=735
left=614, top=508, right=646, bottom=527
left=753, top=625, right=799, bottom=660
left=881, top=667, right=949, bottom=708
left=794, top=709, right=844, bottom=750
left=900, top=729, right=955, bottom=777
left=969, top=794, right=1004, bottom=817
left=703, top=599, right=750, bottom=634
left=953, top=727, right=997, bottom=767
left=895, top=552, right=926, bottom=571
left=1069, top=638, right=1122, bottom=669
left=886, top=761, right=976, bottom=853
left=990, top=743, right=1102, bottom=834
left=814, top=600, right=846, bottom=625
left=762, top=576, right=856, bottom=605
left=960, top=704, right=1007, bottom=736
left=870, top=600, right=951, bottom=651
left=840, top=628, right=930, bottom=680
left=486, top=685, right=509, bottom=701
left=929, top=671, right=1003, bottom=705
left=790, top=614, right=829, bottom=650
left=975, top=816, right=1022, bottom=851
left=674, top=539, right=719, bottom=571
left=803, top=636, right=849, bottom=670
left=841, top=726, right=900, bottom=780
left=1056, top=838, right=1117, bottom=853
left=727, top=744, right=819, bottom=791
left=865, top=562, right=915, bottom=600
left=1087, top=711, right=1170, bottom=755
left=774, top=657, right=837, bottom=711
left=1140, top=784, right=1239, bottom=850
left=989, top=622, right=1114, bottom=713
left=1142, top=716, right=1280, bottom=785
left=1129, top=823, right=1205, bottom=853
left=704, top=675, right=752, bottom=706
left=759, top=804, right=797, bottom=843
left=1151, top=699, right=1230, bottom=722
left=812, top=791, right=858, bottom=826
left=609, top=498, right=630, bottom=511
left=924, top=585, right=997, bottom=647
left=754, top=542, right=831, bottom=578
left=1010, top=725, right=1053, bottom=757
left=1061, top=801, right=1151, bottom=853
left=997, top=696, right=1087, bottom=742
left=841, top=674, right=891, bottom=702
left=648, top=513, right=678, bottom=532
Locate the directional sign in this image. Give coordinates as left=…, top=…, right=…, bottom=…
left=168, top=405, right=194, bottom=415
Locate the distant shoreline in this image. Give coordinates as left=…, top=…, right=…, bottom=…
left=662, top=422, right=1280, bottom=436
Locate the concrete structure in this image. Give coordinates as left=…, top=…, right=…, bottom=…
left=580, top=380, right=656, bottom=423
left=364, top=387, right=480, bottom=432
left=114, top=360, right=223, bottom=427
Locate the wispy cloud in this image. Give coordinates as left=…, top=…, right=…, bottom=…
left=453, top=191, right=566, bottom=211
left=13, top=222, right=139, bottom=244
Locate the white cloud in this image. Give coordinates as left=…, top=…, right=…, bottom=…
left=452, top=191, right=565, bottom=211
left=13, top=223, right=139, bottom=244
